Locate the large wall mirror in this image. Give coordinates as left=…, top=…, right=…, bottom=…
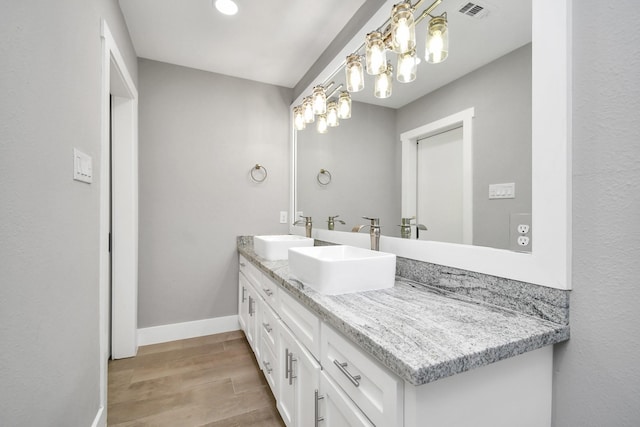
left=290, top=0, right=571, bottom=290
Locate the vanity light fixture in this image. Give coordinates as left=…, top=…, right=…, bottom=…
left=345, top=54, right=365, bottom=92
left=302, top=97, right=315, bottom=124
left=397, top=49, right=418, bottom=82
left=337, top=91, right=352, bottom=119
left=214, top=0, right=238, bottom=16
left=391, top=2, right=416, bottom=54
left=312, top=85, right=327, bottom=115
left=326, top=101, right=339, bottom=127
left=365, top=31, right=387, bottom=75
left=293, top=106, right=306, bottom=131
left=374, top=62, right=393, bottom=98
left=316, top=114, right=329, bottom=134
left=425, top=13, right=449, bottom=63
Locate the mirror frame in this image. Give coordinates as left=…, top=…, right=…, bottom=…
left=290, top=0, right=571, bottom=290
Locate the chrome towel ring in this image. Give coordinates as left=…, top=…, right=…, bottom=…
left=250, top=164, right=268, bottom=183
left=317, top=169, right=332, bottom=185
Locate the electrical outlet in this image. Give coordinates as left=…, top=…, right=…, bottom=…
left=279, top=211, right=288, bottom=224
left=510, top=213, right=532, bottom=252
left=517, top=224, right=530, bottom=234
left=517, top=236, right=530, bottom=246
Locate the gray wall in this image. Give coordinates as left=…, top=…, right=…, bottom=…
left=138, top=59, right=292, bottom=328
left=552, top=0, right=640, bottom=425
left=296, top=101, right=398, bottom=234
left=397, top=44, right=532, bottom=249
left=0, top=1, right=137, bottom=426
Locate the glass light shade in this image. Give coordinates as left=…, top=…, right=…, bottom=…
left=391, top=2, right=415, bottom=54
left=316, top=114, right=328, bottom=134
left=337, top=91, right=351, bottom=119
left=312, top=86, right=327, bottom=115
left=293, top=106, right=306, bottom=130
left=397, top=49, right=417, bottom=83
left=302, top=97, right=314, bottom=123
left=345, top=54, right=364, bottom=92
left=365, top=31, right=387, bottom=75
left=326, top=102, right=339, bottom=127
left=374, top=64, right=393, bottom=99
left=214, top=0, right=238, bottom=16
left=425, top=15, right=449, bottom=64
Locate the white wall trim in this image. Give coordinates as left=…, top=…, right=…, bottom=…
left=138, top=316, right=241, bottom=346
left=91, top=406, right=106, bottom=427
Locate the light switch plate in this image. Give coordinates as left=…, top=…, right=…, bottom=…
left=489, top=182, right=515, bottom=199
left=73, top=148, right=92, bottom=184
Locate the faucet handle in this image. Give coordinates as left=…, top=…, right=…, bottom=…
left=362, top=216, right=380, bottom=226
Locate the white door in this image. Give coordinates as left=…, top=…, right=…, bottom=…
left=319, top=371, right=374, bottom=427
left=417, top=126, right=464, bottom=244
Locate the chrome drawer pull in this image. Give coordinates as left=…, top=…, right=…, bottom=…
left=333, top=359, right=361, bottom=387
left=285, top=349, right=290, bottom=379
left=240, top=262, right=246, bottom=267
left=263, top=361, right=272, bottom=374
left=263, top=288, right=273, bottom=296
left=241, top=286, right=246, bottom=303
left=314, top=389, right=325, bottom=426
left=248, top=296, right=254, bottom=316
left=262, top=322, right=272, bottom=333
left=289, top=352, right=297, bottom=385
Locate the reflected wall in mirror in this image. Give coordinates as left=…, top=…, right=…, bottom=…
left=297, top=37, right=532, bottom=250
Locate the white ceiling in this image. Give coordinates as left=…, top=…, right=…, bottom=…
left=119, top=0, right=366, bottom=88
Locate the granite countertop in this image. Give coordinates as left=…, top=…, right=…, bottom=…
left=238, top=241, right=569, bottom=386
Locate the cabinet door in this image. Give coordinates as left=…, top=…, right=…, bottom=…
left=319, top=371, right=374, bottom=427
left=244, top=280, right=260, bottom=358
left=278, top=321, right=320, bottom=427
left=238, top=273, right=250, bottom=332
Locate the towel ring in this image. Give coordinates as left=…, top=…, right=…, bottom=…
left=250, top=164, right=268, bottom=183
left=317, top=169, right=332, bottom=186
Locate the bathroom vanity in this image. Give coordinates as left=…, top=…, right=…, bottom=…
left=237, top=237, right=569, bottom=427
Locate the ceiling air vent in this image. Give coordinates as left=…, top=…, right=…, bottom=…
left=458, top=2, right=490, bottom=19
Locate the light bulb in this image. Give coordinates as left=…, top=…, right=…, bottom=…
left=375, top=63, right=392, bottom=99
left=214, top=0, right=238, bottom=16
left=366, top=32, right=387, bottom=75
left=337, top=91, right=351, bottom=119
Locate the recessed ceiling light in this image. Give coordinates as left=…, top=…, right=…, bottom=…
left=214, top=0, right=238, bottom=16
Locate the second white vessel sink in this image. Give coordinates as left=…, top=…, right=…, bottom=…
left=288, top=245, right=396, bottom=295
left=254, top=235, right=314, bottom=260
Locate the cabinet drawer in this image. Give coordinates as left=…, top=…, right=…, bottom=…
left=261, top=302, right=279, bottom=355
left=261, top=340, right=278, bottom=396
left=239, top=255, right=262, bottom=288
left=321, top=323, right=403, bottom=427
left=279, top=290, right=320, bottom=360
left=258, top=275, right=280, bottom=311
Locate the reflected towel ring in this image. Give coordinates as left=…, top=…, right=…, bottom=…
left=250, top=164, right=268, bottom=183
left=317, top=169, right=332, bottom=185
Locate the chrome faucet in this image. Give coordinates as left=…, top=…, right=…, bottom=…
left=327, top=215, right=345, bottom=230
left=399, top=216, right=427, bottom=239
left=352, top=217, right=381, bottom=251
left=294, top=216, right=313, bottom=238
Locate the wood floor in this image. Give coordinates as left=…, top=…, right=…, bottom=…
left=107, top=330, right=285, bottom=426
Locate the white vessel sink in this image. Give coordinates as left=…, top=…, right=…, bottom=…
left=254, top=235, right=314, bottom=261
left=288, top=245, right=396, bottom=295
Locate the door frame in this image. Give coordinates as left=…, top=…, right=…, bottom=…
left=97, top=20, right=138, bottom=425
left=401, top=108, right=474, bottom=243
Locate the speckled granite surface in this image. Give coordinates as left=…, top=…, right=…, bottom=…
left=237, top=236, right=570, bottom=386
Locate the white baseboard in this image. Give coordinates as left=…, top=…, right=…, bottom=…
left=137, top=315, right=240, bottom=346
left=91, top=406, right=106, bottom=427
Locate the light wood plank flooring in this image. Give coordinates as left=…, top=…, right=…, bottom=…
left=107, top=331, right=285, bottom=426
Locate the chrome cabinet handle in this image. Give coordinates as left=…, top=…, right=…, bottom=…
left=240, top=262, right=246, bottom=267
left=263, top=361, right=272, bottom=374
left=262, top=322, right=272, bottom=333
left=263, top=288, right=273, bottom=296
left=241, top=286, right=246, bottom=303
left=314, top=389, right=325, bottom=426
left=285, top=348, right=289, bottom=379
left=289, top=352, right=297, bottom=385
left=248, top=296, right=254, bottom=316
left=333, top=359, right=361, bottom=387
